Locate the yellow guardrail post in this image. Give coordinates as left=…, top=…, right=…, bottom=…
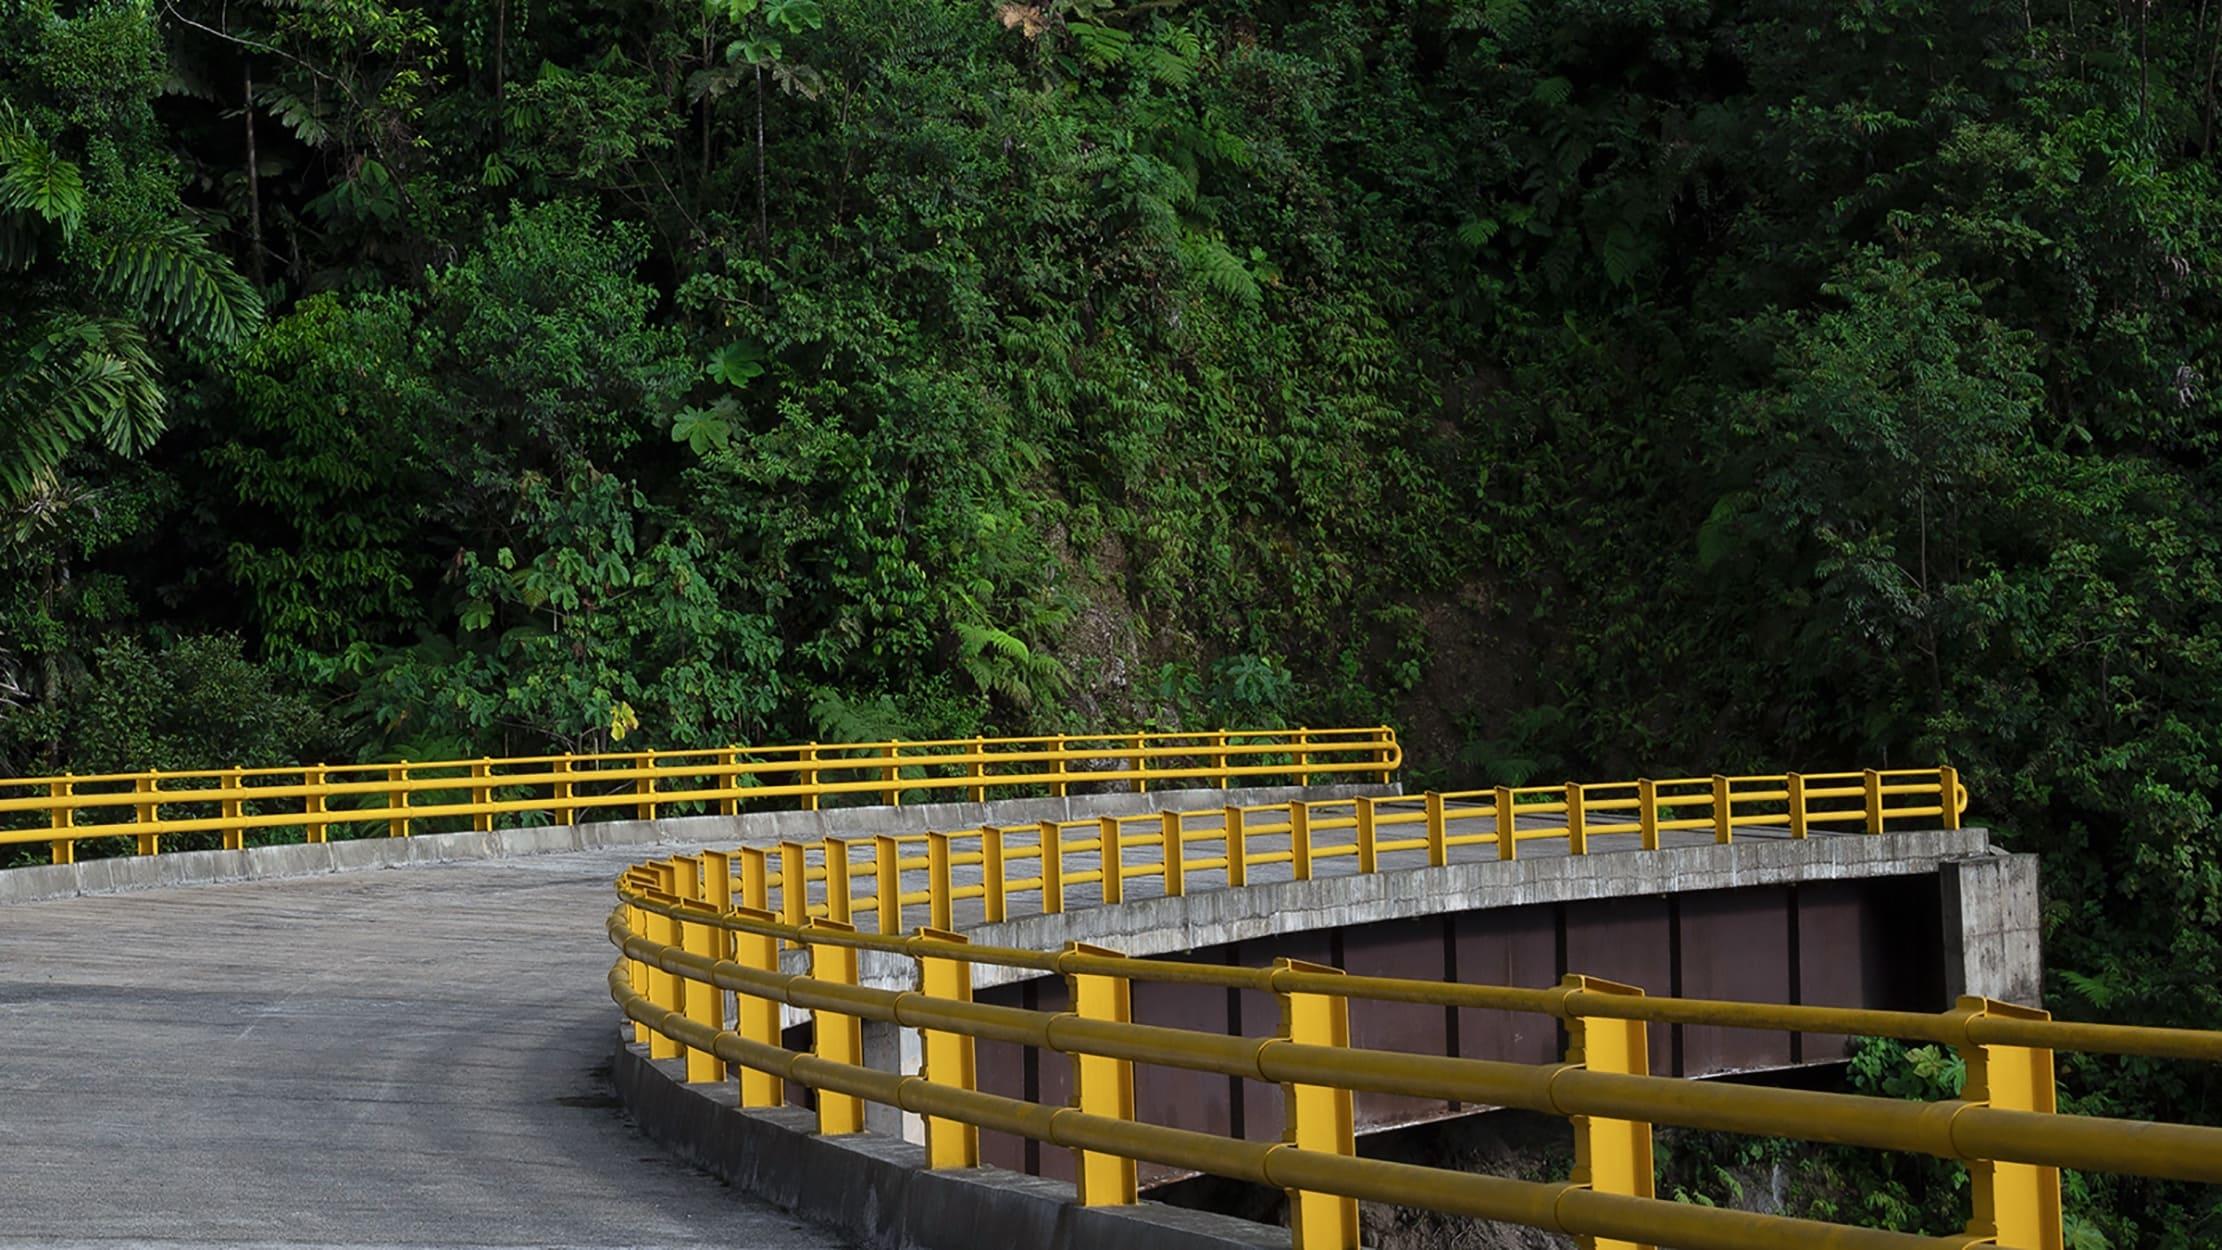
left=1161, top=810, right=1186, bottom=896
left=553, top=756, right=575, bottom=825
left=1787, top=772, right=1808, bottom=839
left=1132, top=734, right=1148, bottom=795
left=1710, top=774, right=1731, bottom=844
left=1864, top=768, right=1884, bottom=833
left=1637, top=778, right=1658, bottom=851
left=1424, top=791, right=1446, bottom=867
left=917, top=927, right=979, bottom=1169
left=674, top=858, right=722, bottom=1085
left=386, top=762, right=407, bottom=839
left=1564, top=974, right=1656, bottom=1250
left=1225, top=806, right=1247, bottom=887
left=738, top=845, right=769, bottom=914
left=1291, top=801, right=1313, bottom=880
left=48, top=776, right=73, bottom=864
left=779, top=841, right=808, bottom=933
left=1098, top=815, right=1123, bottom=904
left=884, top=740, right=903, bottom=807
left=1064, top=941, right=1137, bottom=1206
left=1377, top=726, right=1395, bottom=784
left=1052, top=734, right=1070, bottom=797
left=1276, top=957, right=1359, bottom=1250
left=1495, top=786, right=1517, bottom=861
left=471, top=758, right=493, bottom=832
left=1356, top=796, right=1378, bottom=874
left=135, top=771, right=160, bottom=856
left=875, top=835, right=902, bottom=935
left=624, top=882, right=651, bottom=1047
left=967, top=737, right=986, bottom=803
left=1960, top=997, right=2063, bottom=1250
left=824, top=837, right=854, bottom=926
left=305, top=765, right=327, bottom=844
left=719, top=745, right=741, bottom=816
left=701, top=848, right=733, bottom=914
left=801, top=743, right=821, bottom=811
left=225, top=767, right=248, bottom=849
left=981, top=827, right=1007, bottom=923
left=1214, top=730, right=1231, bottom=789
left=645, top=864, right=680, bottom=1061
left=927, top=831, right=954, bottom=931
left=635, top=753, right=657, bottom=821
left=733, top=905, right=783, bottom=1107
left=806, top=918, right=867, bottom=1135
left=1940, top=764, right=1962, bottom=831
left=1295, top=726, right=1312, bottom=786
left=1040, top=821, right=1065, bottom=914
left=1566, top=783, right=1587, bottom=855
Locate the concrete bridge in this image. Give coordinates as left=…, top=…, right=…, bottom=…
left=0, top=733, right=2194, bottom=1250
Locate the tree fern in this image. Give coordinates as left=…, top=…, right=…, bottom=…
left=98, top=217, right=264, bottom=345
left=0, top=316, right=167, bottom=499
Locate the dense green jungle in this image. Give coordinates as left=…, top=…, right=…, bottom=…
left=4, top=0, right=2221, bottom=1239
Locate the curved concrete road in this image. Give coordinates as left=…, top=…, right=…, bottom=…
left=0, top=843, right=850, bottom=1249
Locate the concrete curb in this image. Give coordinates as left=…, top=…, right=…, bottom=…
left=611, top=1036, right=1288, bottom=1250
left=0, top=783, right=1399, bottom=906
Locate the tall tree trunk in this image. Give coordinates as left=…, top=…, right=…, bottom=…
left=755, top=63, right=770, bottom=275
left=243, top=56, right=265, bottom=288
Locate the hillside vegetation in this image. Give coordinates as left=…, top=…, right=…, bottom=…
left=4, top=0, right=2221, bottom=1239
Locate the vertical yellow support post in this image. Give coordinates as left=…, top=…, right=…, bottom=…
left=1294, top=726, right=1312, bottom=787
left=48, top=776, right=73, bottom=865
left=779, top=841, right=808, bottom=933
left=801, top=743, right=821, bottom=812
left=981, top=827, right=1007, bottom=923
left=1566, top=783, right=1587, bottom=856
left=553, top=756, right=576, bottom=826
left=1097, top=815, right=1123, bottom=904
left=1161, top=810, right=1185, bottom=897
left=1214, top=730, right=1231, bottom=789
left=1863, top=768, right=1884, bottom=833
left=823, top=837, right=854, bottom=926
left=701, top=848, right=733, bottom=915
left=732, top=905, right=783, bottom=1108
left=719, top=745, right=741, bottom=816
left=225, top=767, right=249, bottom=849
left=884, top=740, right=903, bottom=807
left=1939, top=765, right=1962, bottom=831
left=1052, top=734, right=1070, bottom=798
left=625, top=887, right=651, bottom=1047
left=1787, top=773, right=1809, bottom=839
left=1564, top=974, right=1656, bottom=1250
left=1424, top=791, right=1446, bottom=867
left=470, top=758, right=493, bottom=832
left=967, top=736, right=986, bottom=803
left=1275, top=958, right=1359, bottom=1250
left=1224, top=806, right=1247, bottom=888
left=1132, top=734, right=1149, bottom=794
left=1377, top=726, right=1395, bottom=784
left=808, top=919, right=866, bottom=1135
left=1637, top=779, right=1658, bottom=852
left=635, top=753, right=657, bottom=821
left=738, top=846, right=770, bottom=914
left=927, top=831, right=954, bottom=931
left=875, top=835, right=902, bottom=935
left=1039, top=821, right=1064, bottom=914
left=304, top=766, right=328, bottom=844
left=1356, top=796, right=1378, bottom=874
left=1711, top=775, right=1732, bottom=844
left=1958, top=998, right=2063, bottom=1250
left=1063, top=941, right=1137, bottom=1206
left=1290, top=802, right=1313, bottom=881
left=678, top=894, right=722, bottom=1083
left=645, top=877, right=681, bottom=1061
left=917, top=927, right=980, bottom=1169
left=135, top=772, right=161, bottom=856
left=1495, top=786, right=1517, bottom=861
left=386, top=762, right=407, bottom=839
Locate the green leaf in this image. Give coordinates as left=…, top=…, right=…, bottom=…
left=671, top=404, right=735, bottom=454
left=706, top=340, right=766, bottom=387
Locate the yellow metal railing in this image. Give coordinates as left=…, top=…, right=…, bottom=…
left=0, top=726, right=1399, bottom=864
left=608, top=780, right=2222, bottom=1250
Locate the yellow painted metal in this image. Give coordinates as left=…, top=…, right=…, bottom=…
left=875, top=835, right=902, bottom=935
left=1940, top=765, right=1962, bottom=832
left=553, top=756, right=576, bottom=825
left=1566, top=783, right=1588, bottom=855
left=701, top=848, right=733, bottom=917
left=645, top=884, right=681, bottom=1062
left=1162, top=811, right=1185, bottom=897
left=1214, top=730, right=1231, bottom=789
left=1788, top=773, right=1809, bottom=839
left=135, top=772, right=161, bottom=856
left=224, top=767, right=248, bottom=850
left=1098, top=816, right=1123, bottom=905
left=1132, top=735, right=1148, bottom=795
left=636, top=757, right=657, bottom=821
left=1295, top=726, right=1312, bottom=786
left=1864, top=769, right=1884, bottom=833
left=385, top=762, right=408, bottom=839
left=801, top=743, right=820, bottom=811
left=779, top=841, right=808, bottom=936
left=732, top=905, right=784, bottom=1107
left=1291, top=802, right=1313, bottom=880
left=1710, top=775, right=1731, bottom=844
left=1039, top=821, right=1064, bottom=913
left=738, top=846, right=769, bottom=913
left=884, top=740, right=903, bottom=806
left=981, top=826, right=1006, bottom=922
left=1064, top=940, right=1137, bottom=1206
left=304, top=765, right=327, bottom=844
left=679, top=899, right=723, bottom=1083
left=1424, top=791, right=1446, bottom=867
left=471, top=759, right=493, bottom=832
left=1225, top=806, right=1247, bottom=887
left=918, top=926, right=980, bottom=1169
left=824, top=838, right=854, bottom=926
left=809, top=919, right=867, bottom=1135
left=967, top=737, right=987, bottom=803
left=1277, top=957, right=1359, bottom=1250
left=49, top=777, right=72, bottom=864
left=719, top=745, right=741, bottom=816
left=1356, top=797, right=1378, bottom=874
left=928, top=832, right=954, bottom=931
left=1496, top=786, right=1517, bottom=861
left=1637, top=779, right=1658, bottom=851
left=1960, top=997, right=2063, bottom=1250
left=1052, top=734, right=1070, bottom=798
left=1565, top=974, right=1656, bottom=1250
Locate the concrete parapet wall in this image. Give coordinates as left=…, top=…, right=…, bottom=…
left=0, top=782, right=1397, bottom=906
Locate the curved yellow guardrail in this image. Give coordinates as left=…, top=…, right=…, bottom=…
left=0, top=726, right=1397, bottom=863
left=605, top=770, right=2210, bottom=1250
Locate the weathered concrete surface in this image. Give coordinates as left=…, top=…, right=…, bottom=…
left=0, top=783, right=1394, bottom=907
left=612, top=1040, right=1284, bottom=1250
left=1940, top=851, right=2044, bottom=1004
left=0, top=850, right=855, bottom=1249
